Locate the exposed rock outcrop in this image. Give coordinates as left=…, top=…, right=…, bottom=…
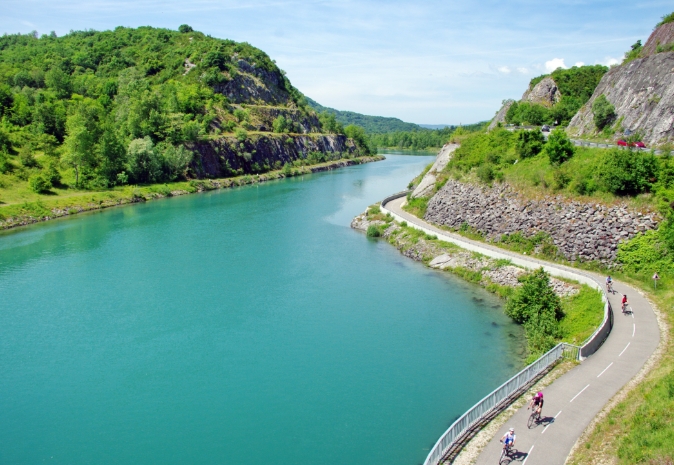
left=424, top=180, right=660, bottom=265
left=410, top=143, right=458, bottom=198
left=521, top=77, right=561, bottom=107
left=567, top=23, right=674, bottom=146
left=488, top=100, right=515, bottom=131
left=567, top=51, right=674, bottom=146
left=642, top=22, right=674, bottom=57
left=190, top=134, right=361, bottom=178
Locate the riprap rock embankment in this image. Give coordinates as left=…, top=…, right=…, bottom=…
left=425, top=180, right=660, bottom=265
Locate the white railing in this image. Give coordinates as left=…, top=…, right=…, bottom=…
left=423, top=343, right=578, bottom=465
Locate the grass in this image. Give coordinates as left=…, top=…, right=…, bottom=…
left=560, top=287, right=604, bottom=346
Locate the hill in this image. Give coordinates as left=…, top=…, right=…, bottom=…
left=306, top=97, right=422, bottom=133
left=0, top=25, right=368, bottom=197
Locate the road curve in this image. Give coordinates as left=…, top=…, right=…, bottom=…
left=383, top=196, right=661, bottom=465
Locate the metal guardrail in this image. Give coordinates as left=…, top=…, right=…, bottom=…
left=422, top=343, right=577, bottom=465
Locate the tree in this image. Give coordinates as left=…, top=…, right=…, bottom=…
left=29, top=173, right=51, bottom=193
left=545, top=129, right=575, bottom=165
left=344, top=125, right=372, bottom=155
left=128, top=137, right=161, bottom=183
left=592, top=94, right=616, bottom=130
left=505, top=268, right=564, bottom=354
left=98, top=128, right=127, bottom=185
left=598, top=148, right=658, bottom=196
left=515, top=130, right=545, bottom=159
left=159, top=143, right=193, bottom=181
left=62, top=111, right=98, bottom=187
left=272, top=115, right=289, bottom=133
left=178, top=24, right=193, bottom=33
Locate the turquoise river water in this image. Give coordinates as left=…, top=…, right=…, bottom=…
left=0, top=154, right=522, bottom=465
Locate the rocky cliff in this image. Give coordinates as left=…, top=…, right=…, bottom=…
left=488, top=100, right=514, bottom=131
left=190, top=134, right=361, bottom=178
left=521, top=76, right=561, bottom=107
left=424, top=180, right=659, bottom=265
left=567, top=24, right=674, bottom=146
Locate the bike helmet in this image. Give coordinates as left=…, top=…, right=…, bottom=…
left=537, top=391, right=543, bottom=398
left=509, top=427, right=514, bottom=432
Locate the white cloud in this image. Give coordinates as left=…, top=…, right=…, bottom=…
left=545, top=58, right=567, bottom=72
left=574, top=61, right=585, bottom=67
left=598, top=56, right=620, bottom=66
left=517, top=67, right=529, bottom=74
left=497, top=66, right=511, bottom=74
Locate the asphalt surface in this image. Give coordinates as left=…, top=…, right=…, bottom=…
left=383, top=196, right=661, bottom=465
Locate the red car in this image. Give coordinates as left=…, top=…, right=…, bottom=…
left=617, top=140, right=646, bottom=148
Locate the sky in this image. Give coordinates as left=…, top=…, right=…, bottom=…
left=1, top=0, right=671, bottom=125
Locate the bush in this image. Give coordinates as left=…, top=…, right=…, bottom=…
left=366, top=225, right=381, bottom=237
left=234, top=128, right=248, bottom=142
left=516, top=130, right=545, bottom=159
left=29, top=173, right=51, bottom=193
left=598, top=148, right=658, bottom=195
left=272, top=115, right=289, bottom=134
left=476, top=163, right=495, bottom=184
left=505, top=268, right=564, bottom=355
left=592, top=95, right=616, bottom=130
left=545, top=129, right=575, bottom=165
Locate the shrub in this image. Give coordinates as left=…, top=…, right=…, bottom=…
left=178, top=24, right=193, bottom=33
left=598, top=148, right=658, bottom=195
left=29, top=173, right=51, bottom=193
left=366, top=225, right=381, bottom=237
left=545, top=129, right=575, bottom=165
left=516, top=130, right=545, bottom=159
left=234, top=128, right=248, bottom=142
left=476, top=163, right=495, bottom=184
left=592, top=95, right=616, bottom=130
left=272, top=115, right=289, bottom=134
left=505, top=268, right=564, bottom=355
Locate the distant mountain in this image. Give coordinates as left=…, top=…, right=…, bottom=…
left=418, top=124, right=454, bottom=130
left=306, top=97, right=422, bottom=133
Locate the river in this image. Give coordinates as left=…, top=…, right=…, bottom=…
left=0, top=153, right=522, bottom=465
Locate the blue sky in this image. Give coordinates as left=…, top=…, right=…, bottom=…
left=1, top=0, right=671, bottom=125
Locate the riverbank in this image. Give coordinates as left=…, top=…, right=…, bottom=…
left=0, top=155, right=384, bottom=232
left=351, top=205, right=604, bottom=360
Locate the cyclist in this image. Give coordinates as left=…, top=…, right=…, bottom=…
left=622, top=294, right=629, bottom=313
left=501, top=427, right=516, bottom=452
left=528, top=391, right=544, bottom=420
left=606, top=276, right=613, bottom=294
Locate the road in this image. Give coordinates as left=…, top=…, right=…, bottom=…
left=383, top=196, right=661, bottom=465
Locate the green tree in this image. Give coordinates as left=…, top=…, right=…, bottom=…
left=515, top=130, right=545, bottom=159
left=127, top=137, right=161, bottom=183
left=592, top=94, right=616, bottom=130
left=598, top=148, right=658, bottom=196
left=98, top=128, right=127, bottom=185
left=344, top=125, right=372, bottom=155
left=178, top=24, right=193, bottom=33
left=62, top=109, right=98, bottom=187
left=505, top=268, right=564, bottom=354
left=545, top=129, right=575, bottom=165
left=272, top=115, right=289, bottom=133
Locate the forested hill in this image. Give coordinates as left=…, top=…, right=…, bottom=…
left=306, top=97, right=422, bottom=133
left=0, top=25, right=368, bottom=192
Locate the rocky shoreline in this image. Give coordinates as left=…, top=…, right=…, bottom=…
left=351, top=207, right=580, bottom=298
left=0, top=156, right=383, bottom=232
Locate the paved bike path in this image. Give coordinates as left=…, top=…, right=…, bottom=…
left=383, top=196, right=661, bottom=465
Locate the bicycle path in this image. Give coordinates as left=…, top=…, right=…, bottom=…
left=383, top=196, right=661, bottom=465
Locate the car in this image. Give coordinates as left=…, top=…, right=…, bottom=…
left=617, top=139, right=646, bottom=148
left=541, top=125, right=550, bottom=132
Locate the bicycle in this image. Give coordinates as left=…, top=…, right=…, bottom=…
left=527, top=408, right=541, bottom=428
left=499, top=441, right=515, bottom=464
left=606, top=282, right=615, bottom=295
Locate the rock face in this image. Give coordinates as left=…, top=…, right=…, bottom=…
left=190, top=134, right=361, bottom=178
left=642, top=22, right=674, bottom=57
left=567, top=51, right=674, bottom=146
left=488, top=100, right=515, bottom=131
left=567, top=23, right=674, bottom=146
left=424, top=180, right=660, bottom=265
left=214, top=58, right=292, bottom=106
left=521, top=77, right=561, bottom=107
left=411, top=143, right=458, bottom=198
